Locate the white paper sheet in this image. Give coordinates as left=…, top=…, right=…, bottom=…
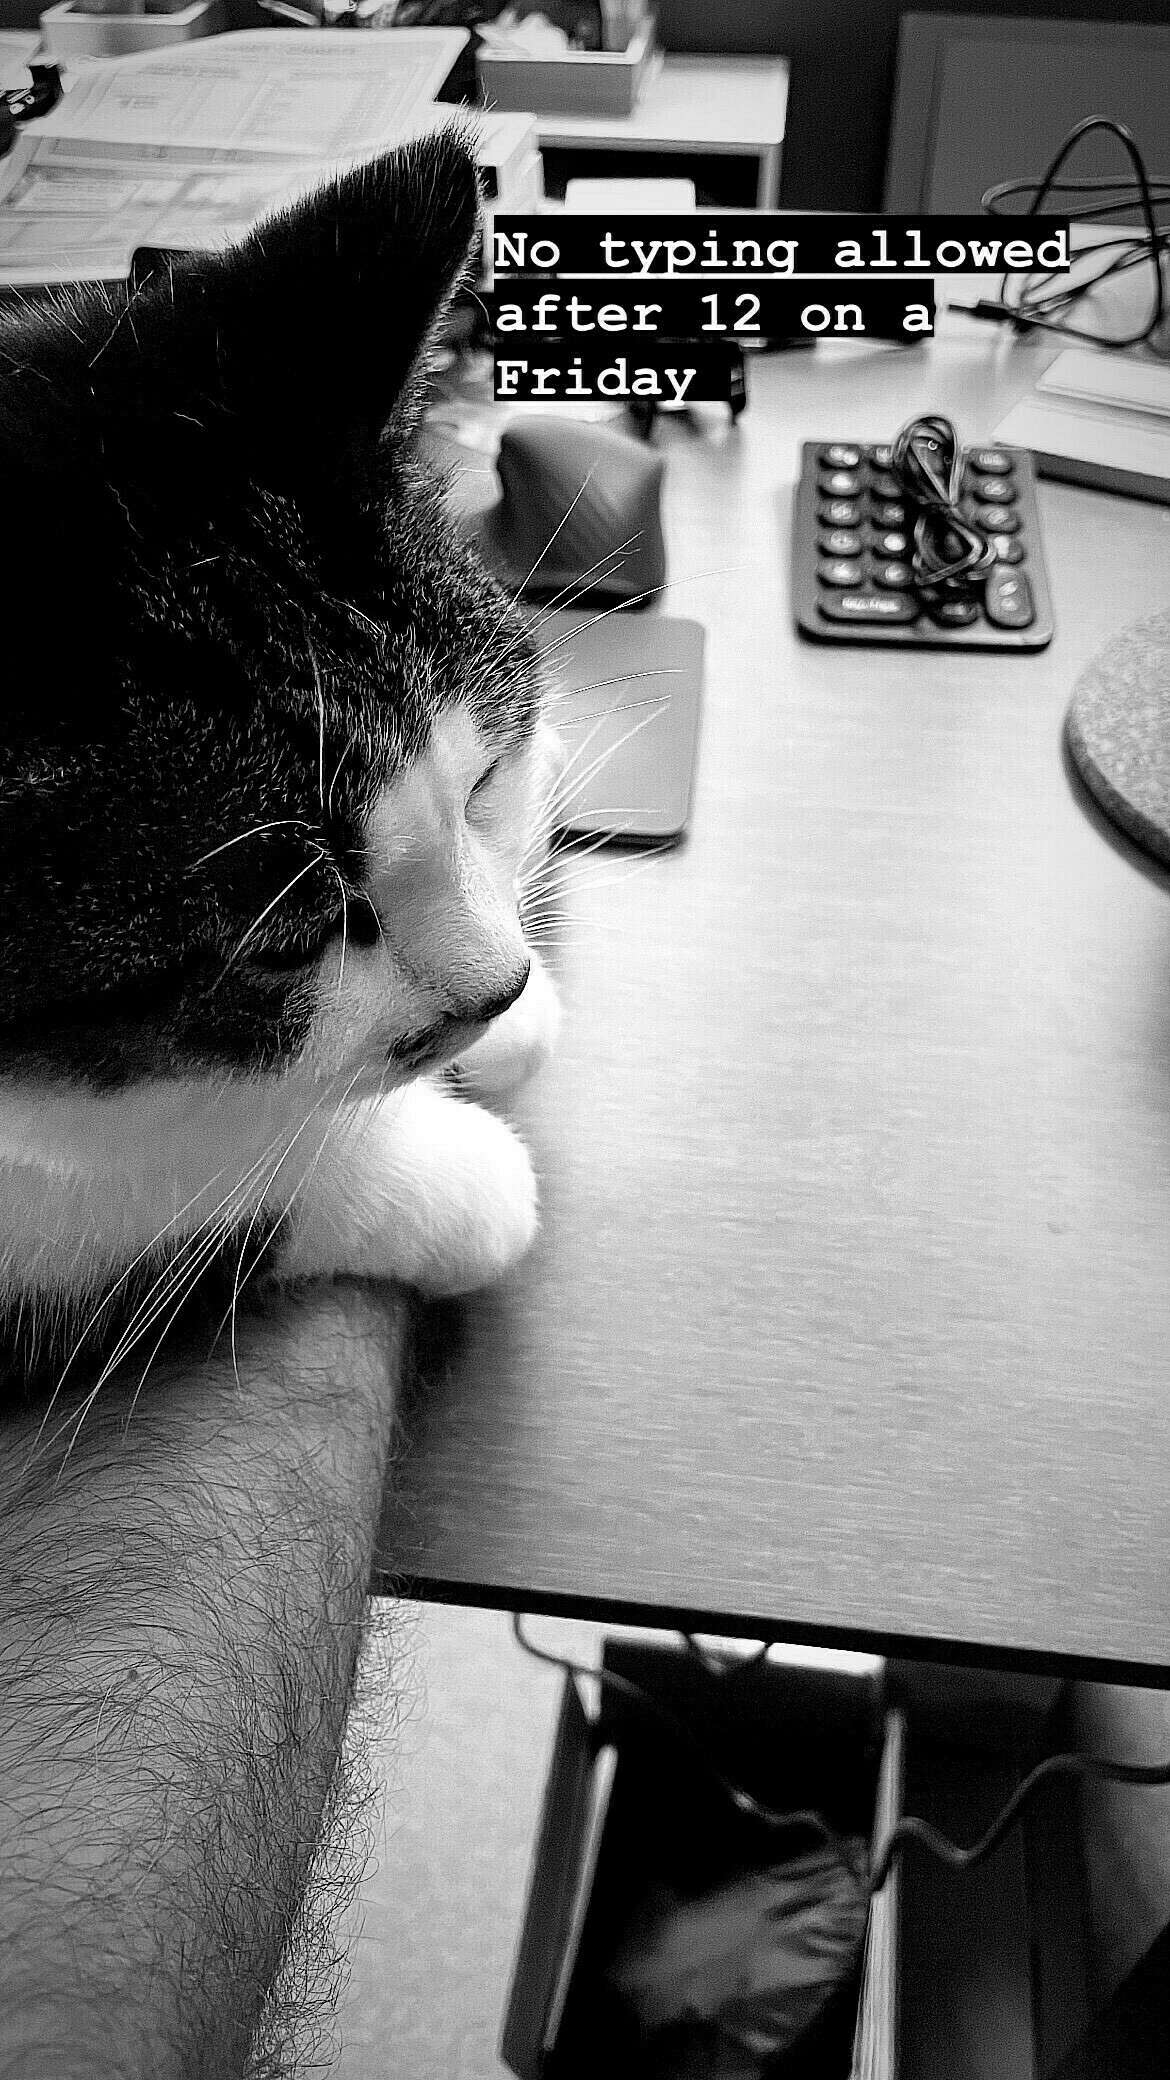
left=0, top=31, right=40, bottom=94
left=26, top=28, right=467, bottom=159
left=0, top=132, right=332, bottom=281
left=0, top=27, right=468, bottom=287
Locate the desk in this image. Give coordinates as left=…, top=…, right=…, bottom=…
left=534, top=55, right=788, bottom=209
left=377, top=316, right=1170, bottom=1688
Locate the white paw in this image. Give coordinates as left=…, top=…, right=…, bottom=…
left=277, top=1086, right=539, bottom=1298
left=449, top=946, right=561, bottom=1100
left=410, top=1095, right=539, bottom=1296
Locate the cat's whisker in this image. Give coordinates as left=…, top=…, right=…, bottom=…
left=518, top=686, right=676, bottom=877
left=452, top=545, right=644, bottom=736
left=560, top=846, right=674, bottom=888
left=326, top=741, right=354, bottom=824
left=560, top=822, right=675, bottom=868
left=304, top=633, right=328, bottom=817
left=222, top=1064, right=371, bottom=1380
left=223, top=1066, right=371, bottom=1385
left=546, top=670, right=683, bottom=710
left=79, top=1101, right=341, bottom=1429
left=221, top=856, right=327, bottom=977
left=115, top=1214, right=267, bottom=1439
left=522, top=836, right=674, bottom=921
left=524, top=679, right=681, bottom=828
left=519, top=703, right=671, bottom=873
left=40, top=1185, right=266, bottom=1468
left=324, top=862, right=350, bottom=1008
left=27, top=1094, right=332, bottom=1467
left=187, top=819, right=312, bottom=871
left=536, top=675, right=680, bottom=775
left=320, top=586, right=383, bottom=643
left=28, top=1160, right=248, bottom=1453
left=464, top=464, right=602, bottom=677
left=529, top=554, right=748, bottom=684
left=53, top=1064, right=365, bottom=1451
left=511, top=535, right=642, bottom=628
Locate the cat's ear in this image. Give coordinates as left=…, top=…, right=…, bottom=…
left=134, top=124, right=482, bottom=466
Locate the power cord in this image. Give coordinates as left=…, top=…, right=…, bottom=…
left=889, top=413, right=996, bottom=592
left=953, top=114, right=1169, bottom=351
left=512, top=1612, right=1170, bottom=1904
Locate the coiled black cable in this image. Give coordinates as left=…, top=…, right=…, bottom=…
left=974, top=114, right=1169, bottom=350
left=889, top=413, right=997, bottom=593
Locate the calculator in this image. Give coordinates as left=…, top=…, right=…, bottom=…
left=793, top=440, right=1054, bottom=651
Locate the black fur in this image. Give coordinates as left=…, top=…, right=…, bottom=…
left=0, top=129, right=540, bottom=1089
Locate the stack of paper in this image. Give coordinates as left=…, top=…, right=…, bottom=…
left=994, top=346, right=1170, bottom=506
left=0, top=26, right=469, bottom=288
left=0, top=30, right=40, bottom=93
left=849, top=1710, right=903, bottom=2080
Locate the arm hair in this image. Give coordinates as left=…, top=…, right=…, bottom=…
left=0, top=1283, right=405, bottom=2080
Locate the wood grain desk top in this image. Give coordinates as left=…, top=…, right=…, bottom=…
left=377, top=320, right=1170, bottom=1685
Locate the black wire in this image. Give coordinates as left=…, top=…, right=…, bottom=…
left=980, top=115, right=1168, bottom=349
left=511, top=1613, right=1170, bottom=1904
left=889, top=413, right=996, bottom=593
left=870, top=1745, right=1170, bottom=1892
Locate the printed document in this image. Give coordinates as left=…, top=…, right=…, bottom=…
left=0, top=27, right=468, bottom=286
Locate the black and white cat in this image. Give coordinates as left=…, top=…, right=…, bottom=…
left=0, top=129, right=560, bottom=1395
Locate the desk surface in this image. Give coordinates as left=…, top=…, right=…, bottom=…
left=377, top=319, right=1170, bottom=1686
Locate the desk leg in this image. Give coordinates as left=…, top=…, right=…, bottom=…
left=756, top=144, right=781, bottom=210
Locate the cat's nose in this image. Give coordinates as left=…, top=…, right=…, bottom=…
left=470, top=959, right=531, bottom=1027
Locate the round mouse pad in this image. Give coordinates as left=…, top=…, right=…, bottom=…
left=1066, top=607, right=1170, bottom=869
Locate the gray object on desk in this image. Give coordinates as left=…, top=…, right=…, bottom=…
left=1067, top=608, right=1170, bottom=870
left=537, top=608, right=705, bottom=842
left=472, top=417, right=666, bottom=605
left=885, top=14, right=1170, bottom=214
left=379, top=328, right=1170, bottom=1688
left=534, top=55, right=788, bottom=210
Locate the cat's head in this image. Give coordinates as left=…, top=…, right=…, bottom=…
left=0, top=128, right=546, bottom=1096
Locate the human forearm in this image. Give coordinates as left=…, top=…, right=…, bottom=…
left=0, top=1284, right=404, bottom=2080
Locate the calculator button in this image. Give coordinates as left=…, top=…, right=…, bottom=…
left=820, top=470, right=863, bottom=496
left=820, top=499, right=862, bottom=526
left=867, top=470, right=902, bottom=499
left=821, top=443, right=862, bottom=468
left=969, top=475, right=1014, bottom=504
left=874, top=560, right=913, bottom=589
left=984, top=566, right=1034, bottom=629
left=869, top=444, right=894, bottom=468
left=870, top=499, right=907, bottom=526
left=820, top=528, right=863, bottom=556
left=975, top=504, right=1019, bottom=533
left=874, top=529, right=908, bottom=555
left=819, top=591, right=919, bottom=624
left=928, top=596, right=980, bottom=627
left=818, top=557, right=867, bottom=587
left=990, top=534, right=1024, bottom=564
left=967, top=447, right=1013, bottom=475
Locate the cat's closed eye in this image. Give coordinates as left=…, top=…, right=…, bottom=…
left=249, top=925, right=343, bottom=973
left=466, top=758, right=502, bottom=811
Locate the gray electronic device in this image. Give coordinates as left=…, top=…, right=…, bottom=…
left=532, top=609, right=705, bottom=844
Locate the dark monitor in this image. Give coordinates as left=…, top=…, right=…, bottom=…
left=657, top=3, right=1170, bottom=213
left=885, top=12, right=1170, bottom=214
